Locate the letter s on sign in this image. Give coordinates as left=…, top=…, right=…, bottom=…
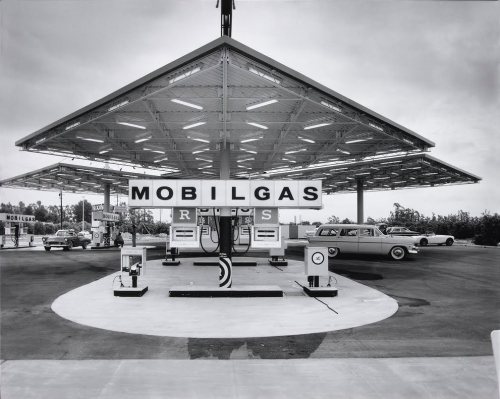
left=262, top=209, right=272, bottom=220
left=303, top=186, right=318, bottom=201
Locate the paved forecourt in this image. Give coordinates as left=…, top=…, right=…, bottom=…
left=51, top=256, right=398, bottom=338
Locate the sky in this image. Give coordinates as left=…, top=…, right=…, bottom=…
left=0, top=0, right=498, bottom=224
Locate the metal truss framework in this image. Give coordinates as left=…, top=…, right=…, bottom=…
left=10, top=36, right=478, bottom=194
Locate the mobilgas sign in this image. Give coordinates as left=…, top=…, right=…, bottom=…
left=0, top=213, right=36, bottom=223
left=128, top=180, right=322, bottom=209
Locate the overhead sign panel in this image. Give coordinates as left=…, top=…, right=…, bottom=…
left=129, top=180, right=322, bottom=209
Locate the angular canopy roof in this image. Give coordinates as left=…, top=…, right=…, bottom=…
left=15, top=36, right=437, bottom=179
left=0, top=163, right=162, bottom=195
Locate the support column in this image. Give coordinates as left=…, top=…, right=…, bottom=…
left=219, top=146, right=232, bottom=288
left=103, top=183, right=111, bottom=246
left=103, top=183, right=111, bottom=212
left=357, top=178, right=364, bottom=224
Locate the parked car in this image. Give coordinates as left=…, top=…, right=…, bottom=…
left=414, top=232, right=454, bottom=247
left=386, top=226, right=420, bottom=236
left=308, top=224, right=418, bottom=260
left=80, top=230, right=92, bottom=240
left=42, top=229, right=91, bottom=251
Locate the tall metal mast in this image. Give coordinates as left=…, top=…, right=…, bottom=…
left=216, top=0, right=235, bottom=37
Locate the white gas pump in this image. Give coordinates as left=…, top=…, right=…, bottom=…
left=91, top=209, right=120, bottom=248
left=303, top=246, right=337, bottom=297
left=250, top=208, right=282, bottom=249
left=114, top=246, right=148, bottom=297
left=169, top=207, right=200, bottom=248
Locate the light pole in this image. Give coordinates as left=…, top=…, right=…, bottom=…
left=59, top=190, right=63, bottom=230
left=82, top=197, right=85, bottom=232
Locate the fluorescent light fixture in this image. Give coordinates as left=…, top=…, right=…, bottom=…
left=195, top=157, right=213, bottom=162
left=345, top=138, right=372, bottom=144
left=282, top=158, right=296, bottom=163
left=193, top=148, right=209, bottom=154
left=380, top=160, right=402, bottom=165
left=242, top=137, right=262, bottom=143
left=101, top=178, right=115, bottom=182
left=118, top=121, right=146, bottom=130
left=35, top=137, right=46, bottom=144
left=237, top=165, right=251, bottom=169
left=237, top=157, right=255, bottom=162
left=202, top=171, right=215, bottom=175
left=134, top=134, right=152, bottom=143
left=171, top=99, right=203, bottom=110
left=356, top=172, right=371, bottom=176
left=284, top=148, right=306, bottom=155
left=190, top=137, right=210, bottom=143
left=65, top=122, right=80, bottom=130
left=298, top=136, right=315, bottom=144
left=336, top=149, right=350, bottom=155
left=144, top=147, right=165, bottom=154
left=198, top=165, right=212, bottom=170
left=169, top=67, right=201, bottom=84
left=242, top=149, right=257, bottom=154
left=76, top=135, right=105, bottom=143
left=153, top=157, right=169, bottom=163
left=249, top=67, right=281, bottom=84
left=368, top=123, right=384, bottom=132
left=403, top=138, right=414, bottom=145
left=304, top=123, right=331, bottom=130
left=374, top=177, right=390, bottom=180
left=246, top=122, right=268, bottom=130
left=246, top=99, right=278, bottom=110
left=99, top=150, right=110, bottom=154
left=320, top=101, right=341, bottom=112
left=183, top=122, right=206, bottom=130
left=108, top=100, right=129, bottom=112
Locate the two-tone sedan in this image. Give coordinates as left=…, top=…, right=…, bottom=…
left=42, top=230, right=91, bottom=251
left=308, top=224, right=419, bottom=260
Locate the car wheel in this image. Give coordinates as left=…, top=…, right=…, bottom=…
left=328, top=247, right=340, bottom=258
left=389, top=246, right=406, bottom=260
left=420, top=238, right=428, bottom=246
left=67, top=241, right=73, bottom=250
left=82, top=242, right=87, bottom=249
left=44, top=246, right=51, bottom=252
left=446, top=238, right=454, bottom=246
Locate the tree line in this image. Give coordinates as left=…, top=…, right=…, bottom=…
left=1, top=201, right=499, bottom=246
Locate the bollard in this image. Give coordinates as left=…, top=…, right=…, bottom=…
left=219, top=253, right=232, bottom=288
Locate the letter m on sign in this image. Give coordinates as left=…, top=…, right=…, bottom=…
left=128, top=180, right=154, bottom=207
left=132, top=186, right=149, bottom=200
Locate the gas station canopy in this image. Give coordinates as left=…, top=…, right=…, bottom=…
left=0, top=163, right=162, bottom=195
left=15, top=37, right=439, bottom=180
left=265, top=153, right=481, bottom=194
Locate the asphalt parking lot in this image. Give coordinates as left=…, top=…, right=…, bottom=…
left=1, top=243, right=498, bottom=360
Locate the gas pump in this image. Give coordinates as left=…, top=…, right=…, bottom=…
left=163, top=208, right=200, bottom=265
left=91, top=208, right=120, bottom=248
left=250, top=208, right=282, bottom=249
left=236, top=209, right=252, bottom=245
left=303, top=246, right=337, bottom=297
left=114, top=246, right=148, bottom=296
